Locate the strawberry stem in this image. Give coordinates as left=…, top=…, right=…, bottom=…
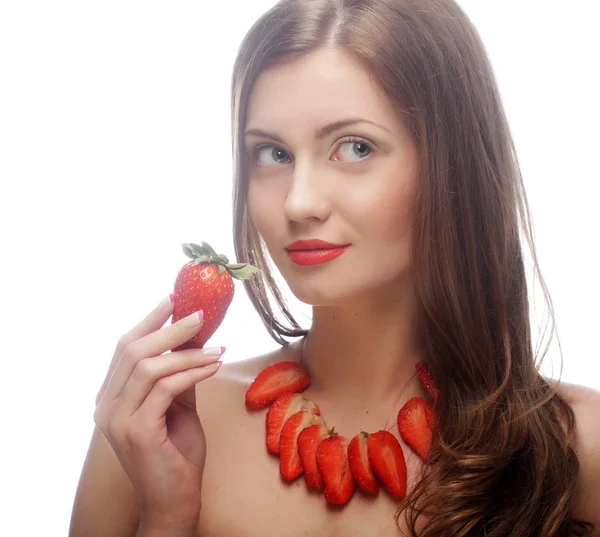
left=182, top=241, right=261, bottom=280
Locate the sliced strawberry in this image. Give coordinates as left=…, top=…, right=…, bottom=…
left=298, top=423, right=332, bottom=492
left=280, top=411, right=325, bottom=481
left=415, top=361, right=439, bottom=400
left=316, top=434, right=356, bottom=505
left=348, top=432, right=379, bottom=494
left=245, top=361, right=310, bottom=410
left=266, top=393, right=320, bottom=455
left=367, top=430, right=407, bottom=499
left=397, top=397, right=435, bottom=461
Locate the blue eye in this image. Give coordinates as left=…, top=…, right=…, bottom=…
left=332, top=138, right=373, bottom=162
left=255, top=146, right=291, bottom=167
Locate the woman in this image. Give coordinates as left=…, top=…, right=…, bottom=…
left=70, top=0, right=599, bottom=535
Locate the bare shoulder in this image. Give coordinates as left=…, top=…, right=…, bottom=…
left=549, top=378, right=600, bottom=529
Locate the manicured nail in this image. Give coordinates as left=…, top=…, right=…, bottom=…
left=157, top=295, right=173, bottom=308
left=183, top=309, right=204, bottom=327
left=169, top=293, right=175, bottom=303
left=200, top=346, right=226, bottom=356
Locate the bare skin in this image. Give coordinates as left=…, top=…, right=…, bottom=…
left=195, top=346, right=600, bottom=537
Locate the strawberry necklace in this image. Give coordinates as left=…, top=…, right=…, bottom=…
left=244, top=341, right=439, bottom=507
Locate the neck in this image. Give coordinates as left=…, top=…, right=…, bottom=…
left=299, top=283, right=425, bottom=410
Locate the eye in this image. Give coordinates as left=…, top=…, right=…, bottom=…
left=331, top=137, right=374, bottom=162
left=254, top=145, right=292, bottom=167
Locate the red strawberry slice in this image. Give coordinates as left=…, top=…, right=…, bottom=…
left=298, top=423, right=332, bottom=492
left=266, top=393, right=320, bottom=455
left=316, top=434, right=356, bottom=505
left=171, top=241, right=259, bottom=351
left=397, top=397, right=435, bottom=461
left=280, top=411, right=325, bottom=481
left=367, top=430, right=407, bottom=499
left=245, top=361, right=310, bottom=410
left=415, top=361, right=439, bottom=400
left=348, top=432, right=379, bottom=494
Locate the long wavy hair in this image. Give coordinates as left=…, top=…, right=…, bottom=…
left=229, top=0, right=594, bottom=535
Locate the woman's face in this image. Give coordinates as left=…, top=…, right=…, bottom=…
left=245, top=47, right=420, bottom=306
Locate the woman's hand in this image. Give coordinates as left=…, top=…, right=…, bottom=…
left=94, top=296, right=224, bottom=529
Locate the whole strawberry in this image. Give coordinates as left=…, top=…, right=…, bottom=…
left=171, top=241, right=260, bottom=351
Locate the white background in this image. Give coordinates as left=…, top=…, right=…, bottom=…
left=1, top=1, right=598, bottom=535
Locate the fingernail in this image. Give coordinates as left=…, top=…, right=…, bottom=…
left=200, top=346, right=226, bottom=356
left=183, top=309, right=204, bottom=326
left=169, top=293, right=175, bottom=303
left=157, top=295, right=172, bottom=308
left=203, top=360, right=222, bottom=372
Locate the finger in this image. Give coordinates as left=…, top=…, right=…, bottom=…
left=133, top=362, right=222, bottom=428
left=115, top=348, right=224, bottom=416
left=101, top=310, right=205, bottom=403
left=129, top=308, right=206, bottom=358
left=96, top=296, right=175, bottom=405
left=121, top=295, right=176, bottom=349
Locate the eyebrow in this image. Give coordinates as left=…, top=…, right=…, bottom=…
left=244, top=117, right=391, bottom=144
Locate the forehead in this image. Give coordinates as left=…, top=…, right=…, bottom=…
left=246, top=47, right=402, bottom=132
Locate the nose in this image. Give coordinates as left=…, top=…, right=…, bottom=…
left=283, top=159, right=331, bottom=224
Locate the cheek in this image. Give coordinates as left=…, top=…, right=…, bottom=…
left=380, top=183, right=415, bottom=241
left=349, top=169, right=417, bottom=243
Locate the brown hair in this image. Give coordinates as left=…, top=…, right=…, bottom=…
left=230, top=0, right=594, bottom=535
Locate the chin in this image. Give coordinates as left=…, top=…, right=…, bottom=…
left=284, top=278, right=368, bottom=308
left=286, top=268, right=412, bottom=308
